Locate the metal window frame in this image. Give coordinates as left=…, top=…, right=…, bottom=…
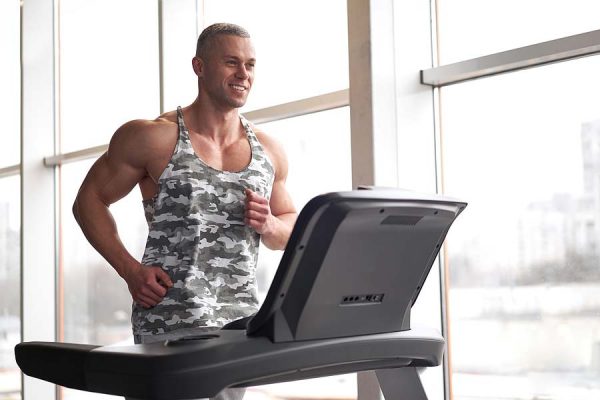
left=348, top=0, right=441, bottom=398
left=20, top=0, right=58, bottom=398
left=42, top=90, right=349, bottom=167
left=421, top=15, right=600, bottom=400
left=0, top=165, right=20, bottom=179
left=421, top=28, right=600, bottom=87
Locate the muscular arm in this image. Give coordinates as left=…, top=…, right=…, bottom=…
left=245, top=132, right=297, bottom=250
left=73, top=120, right=172, bottom=308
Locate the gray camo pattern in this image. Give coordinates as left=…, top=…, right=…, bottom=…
left=132, top=106, right=275, bottom=336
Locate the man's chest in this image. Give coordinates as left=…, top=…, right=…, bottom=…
left=189, top=135, right=252, bottom=173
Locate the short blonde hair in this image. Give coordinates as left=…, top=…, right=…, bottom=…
left=195, top=23, right=251, bottom=59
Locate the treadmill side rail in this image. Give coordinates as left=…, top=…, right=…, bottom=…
left=15, top=342, right=99, bottom=391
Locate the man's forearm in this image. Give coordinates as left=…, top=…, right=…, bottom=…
left=73, top=194, right=138, bottom=279
left=262, top=212, right=297, bottom=251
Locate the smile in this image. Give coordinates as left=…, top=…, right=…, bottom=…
left=230, top=84, right=247, bottom=92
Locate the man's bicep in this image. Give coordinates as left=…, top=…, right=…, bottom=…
left=256, top=128, right=297, bottom=218
left=269, top=179, right=297, bottom=219
left=79, top=151, right=145, bottom=206
left=78, top=121, right=152, bottom=206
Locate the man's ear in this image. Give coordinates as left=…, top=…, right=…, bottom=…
left=192, top=56, right=204, bottom=77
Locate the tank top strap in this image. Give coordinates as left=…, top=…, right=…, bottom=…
left=239, top=114, right=251, bottom=130
left=175, top=106, right=194, bottom=153
left=176, top=107, right=189, bottom=139
left=239, top=114, right=261, bottom=148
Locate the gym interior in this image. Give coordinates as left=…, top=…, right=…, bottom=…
left=2, top=1, right=600, bottom=399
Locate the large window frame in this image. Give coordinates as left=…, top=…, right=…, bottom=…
left=19, top=1, right=369, bottom=399
left=422, top=9, right=600, bottom=400
left=19, top=0, right=437, bottom=398
left=21, top=1, right=600, bottom=400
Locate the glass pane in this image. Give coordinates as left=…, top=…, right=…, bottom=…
left=60, top=160, right=146, bottom=400
left=436, top=0, right=600, bottom=64
left=0, top=0, right=20, bottom=167
left=0, top=176, right=21, bottom=400
left=441, top=56, right=600, bottom=399
left=59, top=0, right=159, bottom=153
left=61, top=159, right=146, bottom=345
left=201, top=0, right=349, bottom=111
left=251, top=107, right=355, bottom=399
left=161, top=0, right=199, bottom=113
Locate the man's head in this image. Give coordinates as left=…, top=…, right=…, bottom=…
left=193, top=23, right=256, bottom=110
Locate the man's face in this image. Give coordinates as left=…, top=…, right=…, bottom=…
left=196, top=35, right=256, bottom=109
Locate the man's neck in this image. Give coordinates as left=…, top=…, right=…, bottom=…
left=184, top=98, right=243, bottom=143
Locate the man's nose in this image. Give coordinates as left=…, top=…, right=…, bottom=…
left=236, top=64, right=250, bottom=79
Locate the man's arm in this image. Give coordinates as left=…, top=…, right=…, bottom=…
left=73, top=120, right=173, bottom=308
left=245, top=132, right=297, bottom=250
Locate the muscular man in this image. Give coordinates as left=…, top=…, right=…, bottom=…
left=73, top=23, right=297, bottom=400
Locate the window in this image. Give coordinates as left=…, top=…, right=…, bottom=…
left=436, top=0, right=600, bottom=64
left=55, top=1, right=353, bottom=398
left=0, top=0, right=21, bottom=399
left=58, top=1, right=159, bottom=398
left=201, top=0, right=349, bottom=111
left=60, top=159, right=146, bottom=400
left=60, top=159, right=145, bottom=346
left=0, top=0, right=20, bottom=167
left=58, top=0, right=159, bottom=340
left=58, top=0, right=159, bottom=153
left=441, top=56, right=600, bottom=399
left=0, top=176, right=21, bottom=400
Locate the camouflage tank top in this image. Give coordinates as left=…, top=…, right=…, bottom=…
left=133, top=107, right=275, bottom=336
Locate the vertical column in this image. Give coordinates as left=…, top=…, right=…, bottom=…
left=393, top=1, right=438, bottom=193
left=348, top=0, right=398, bottom=189
left=348, top=1, right=397, bottom=398
left=160, top=0, right=199, bottom=112
left=347, top=0, right=443, bottom=399
left=20, top=0, right=57, bottom=399
left=393, top=1, right=448, bottom=399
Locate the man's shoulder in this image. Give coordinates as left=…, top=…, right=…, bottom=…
left=247, top=123, right=288, bottom=173
left=118, top=114, right=176, bottom=135
left=111, top=114, right=178, bottom=145
left=107, top=114, right=179, bottom=161
left=251, top=125, right=282, bottom=152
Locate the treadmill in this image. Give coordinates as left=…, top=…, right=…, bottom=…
left=15, top=188, right=467, bottom=400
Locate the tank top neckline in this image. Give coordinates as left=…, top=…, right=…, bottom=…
left=176, top=106, right=255, bottom=175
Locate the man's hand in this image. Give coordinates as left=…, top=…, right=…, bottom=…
left=122, top=263, right=174, bottom=309
left=244, top=189, right=275, bottom=235
left=245, top=188, right=296, bottom=250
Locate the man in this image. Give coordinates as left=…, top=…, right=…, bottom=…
left=73, top=23, right=297, bottom=400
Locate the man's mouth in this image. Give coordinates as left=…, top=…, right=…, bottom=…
left=230, top=84, right=247, bottom=92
